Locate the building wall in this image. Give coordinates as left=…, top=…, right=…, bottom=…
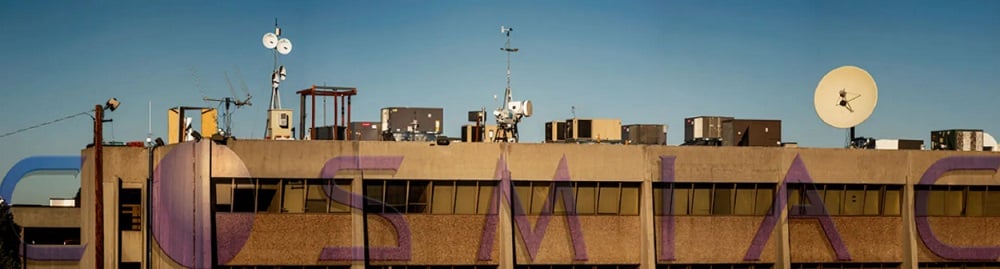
left=60, top=140, right=1000, bottom=269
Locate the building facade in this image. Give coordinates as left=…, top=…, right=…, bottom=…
left=11, top=140, right=1000, bottom=269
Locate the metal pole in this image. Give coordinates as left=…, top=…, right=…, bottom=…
left=347, top=96, right=352, bottom=140
left=311, top=93, right=316, bottom=140
left=94, top=105, right=105, bottom=269
left=299, top=93, right=306, bottom=140
left=333, top=94, right=339, bottom=140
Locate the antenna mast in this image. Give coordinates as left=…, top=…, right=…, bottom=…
left=493, top=26, right=532, bottom=143
left=261, top=19, right=294, bottom=139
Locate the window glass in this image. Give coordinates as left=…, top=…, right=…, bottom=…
left=652, top=186, right=663, bottom=215
left=863, top=187, right=881, bottom=216
left=477, top=183, right=496, bottom=214
left=944, top=188, right=964, bottom=216
left=364, top=181, right=384, bottom=213
left=384, top=181, right=407, bottom=212
left=713, top=184, right=733, bottom=215
left=258, top=180, right=280, bottom=213
left=431, top=182, right=454, bottom=214
left=514, top=182, right=533, bottom=215
left=691, top=184, right=712, bottom=215
left=925, top=188, right=945, bottom=216
left=576, top=182, right=597, bottom=214
left=282, top=180, right=305, bottom=213
left=843, top=185, right=865, bottom=216
left=232, top=179, right=255, bottom=212
left=673, top=184, right=690, bottom=215
left=552, top=182, right=573, bottom=215
left=305, top=181, right=328, bottom=213
left=824, top=185, right=844, bottom=215
left=734, top=184, right=755, bottom=215
left=755, top=187, right=773, bottom=216
left=215, top=180, right=233, bottom=212
left=967, top=186, right=985, bottom=216
left=330, top=180, right=352, bottom=213
left=883, top=186, right=901, bottom=216
left=455, top=181, right=478, bottom=214
left=985, top=188, right=1000, bottom=216
left=408, top=181, right=430, bottom=213
left=620, top=183, right=640, bottom=215
left=532, top=182, right=552, bottom=214
left=598, top=182, right=621, bottom=214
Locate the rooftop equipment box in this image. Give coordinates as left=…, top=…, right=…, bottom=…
left=566, top=118, right=621, bottom=142
left=872, top=139, right=924, bottom=150
left=622, top=124, right=667, bottom=145
left=932, top=129, right=983, bottom=151
left=684, top=116, right=733, bottom=142
left=461, top=124, right=498, bottom=143
left=544, top=121, right=568, bottom=143
left=722, top=119, right=781, bottom=147
left=311, top=125, right=346, bottom=140
left=350, top=121, right=383, bottom=141
left=380, top=107, right=444, bottom=135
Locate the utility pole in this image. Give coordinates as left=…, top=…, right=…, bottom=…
left=94, top=104, right=104, bottom=269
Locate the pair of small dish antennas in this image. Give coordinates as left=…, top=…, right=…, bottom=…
left=262, top=24, right=292, bottom=89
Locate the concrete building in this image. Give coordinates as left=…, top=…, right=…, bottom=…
left=10, top=140, right=1000, bottom=269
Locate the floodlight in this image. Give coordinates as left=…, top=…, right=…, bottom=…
left=105, top=98, right=120, bottom=111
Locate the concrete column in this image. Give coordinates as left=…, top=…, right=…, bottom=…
left=640, top=178, right=656, bottom=269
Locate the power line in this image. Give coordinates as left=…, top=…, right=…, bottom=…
left=0, top=110, right=93, bottom=139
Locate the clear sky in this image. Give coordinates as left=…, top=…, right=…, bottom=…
left=1, top=1, right=998, bottom=205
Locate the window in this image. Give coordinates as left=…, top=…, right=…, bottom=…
left=789, top=184, right=901, bottom=216
left=656, top=264, right=772, bottom=269
left=119, top=188, right=142, bottom=231
left=512, top=181, right=640, bottom=216
left=918, top=262, right=1000, bottom=269
left=212, top=178, right=352, bottom=214
left=365, top=180, right=497, bottom=214
left=519, top=265, right=637, bottom=269
left=790, top=264, right=900, bottom=269
left=654, top=183, right=775, bottom=216
left=916, top=185, right=1000, bottom=217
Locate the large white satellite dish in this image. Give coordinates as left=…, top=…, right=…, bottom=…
left=814, top=66, right=878, bottom=129
left=276, top=38, right=292, bottom=55
left=262, top=32, right=278, bottom=49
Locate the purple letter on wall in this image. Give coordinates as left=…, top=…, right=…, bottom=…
left=478, top=155, right=588, bottom=261
left=318, top=156, right=409, bottom=261
left=915, top=156, right=1000, bottom=261
left=743, top=155, right=851, bottom=261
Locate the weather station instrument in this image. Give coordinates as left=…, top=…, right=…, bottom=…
left=814, top=66, right=878, bottom=148
left=262, top=20, right=294, bottom=140
left=493, top=25, right=533, bottom=143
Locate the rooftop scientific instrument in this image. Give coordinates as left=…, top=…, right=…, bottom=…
left=493, top=26, right=533, bottom=143
left=262, top=20, right=294, bottom=140
left=814, top=66, right=878, bottom=148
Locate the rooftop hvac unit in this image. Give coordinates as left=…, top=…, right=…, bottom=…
left=621, top=124, right=667, bottom=145
left=349, top=122, right=383, bottom=141
left=722, top=119, right=782, bottom=147
left=684, top=116, right=733, bottom=143
left=462, top=124, right=498, bottom=143
left=566, top=118, right=621, bottom=143
left=931, top=129, right=983, bottom=151
left=380, top=107, right=444, bottom=134
left=544, top=121, right=567, bottom=142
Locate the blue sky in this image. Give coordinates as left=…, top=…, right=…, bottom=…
left=1, top=1, right=998, bottom=204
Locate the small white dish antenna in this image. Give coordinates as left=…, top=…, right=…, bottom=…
left=814, top=66, right=878, bottom=129
left=262, top=32, right=278, bottom=49
left=276, top=38, right=293, bottom=55
left=985, top=132, right=998, bottom=152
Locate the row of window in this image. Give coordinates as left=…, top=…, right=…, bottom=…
left=656, top=264, right=772, bottom=269
left=364, top=180, right=642, bottom=215
left=916, top=185, right=1000, bottom=217
left=788, top=184, right=902, bottom=216
left=212, top=179, right=1000, bottom=217
left=512, top=181, right=641, bottom=215
left=364, top=180, right=496, bottom=214
left=790, top=264, right=901, bottom=269
left=515, top=265, right=638, bottom=269
left=653, top=183, right=903, bottom=216
left=214, top=178, right=353, bottom=213
left=919, top=263, right=1000, bottom=269
left=654, top=183, right=775, bottom=216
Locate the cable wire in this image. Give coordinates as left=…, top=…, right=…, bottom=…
left=0, top=110, right=93, bottom=139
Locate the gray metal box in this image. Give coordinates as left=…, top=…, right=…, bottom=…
left=380, top=107, right=444, bottom=134
left=684, top=116, right=733, bottom=142
left=931, top=129, right=983, bottom=151
left=622, top=124, right=667, bottom=145
left=350, top=121, right=382, bottom=141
